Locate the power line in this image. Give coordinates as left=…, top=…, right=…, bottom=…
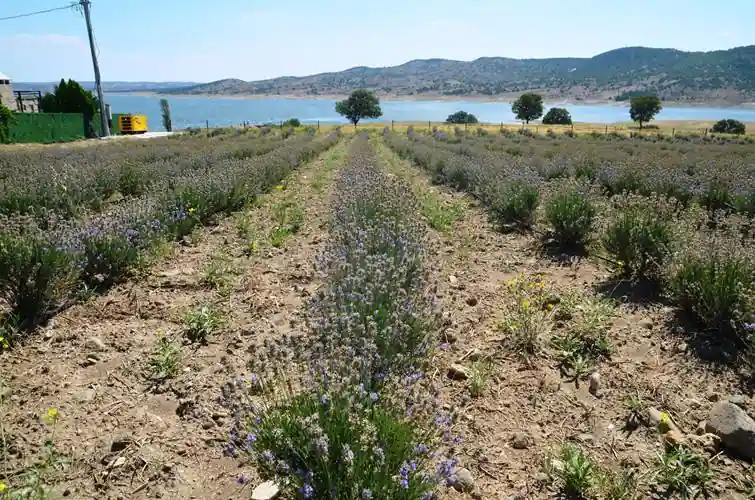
left=0, top=3, right=77, bottom=22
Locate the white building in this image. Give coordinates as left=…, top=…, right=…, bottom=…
left=0, top=72, right=17, bottom=111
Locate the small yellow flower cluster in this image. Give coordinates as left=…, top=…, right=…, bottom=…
left=43, top=408, right=60, bottom=425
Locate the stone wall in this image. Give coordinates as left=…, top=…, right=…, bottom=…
left=0, top=84, right=17, bottom=111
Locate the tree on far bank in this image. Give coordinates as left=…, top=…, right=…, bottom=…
left=445, top=110, right=479, bottom=124
left=711, top=118, right=745, bottom=135
left=629, top=95, right=662, bottom=129
left=335, top=89, right=382, bottom=127
left=512, top=93, right=544, bottom=124
left=160, top=99, right=172, bottom=132
left=542, top=107, right=572, bottom=125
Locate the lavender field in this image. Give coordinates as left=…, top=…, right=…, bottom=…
left=1, top=127, right=754, bottom=499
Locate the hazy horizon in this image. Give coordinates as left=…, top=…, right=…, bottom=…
left=1, top=0, right=753, bottom=82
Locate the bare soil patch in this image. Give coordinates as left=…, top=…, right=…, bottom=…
left=377, top=141, right=750, bottom=499
left=0, top=142, right=347, bottom=499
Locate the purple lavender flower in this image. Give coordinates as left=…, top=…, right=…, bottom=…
left=361, top=488, right=373, bottom=499
left=299, top=483, right=314, bottom=498
left=236, top=475, right=249, bottom=485
left=261, top=450, right=274, bottom=463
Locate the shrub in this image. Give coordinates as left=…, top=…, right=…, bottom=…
left=0, top=231, right=78, bottom=330
left=282, top=118, right=301, bottom=128
left=228, top=374, right=447, bottom=500
left=489, top=181, right=540, bottom=229
left=545, top=443, right=600, bottom=498
left=603, top=206, right=673, bottom=281
left=542, top=107, right=573, bottom=125
left=445, top=110, right=479, bottom=124
left=546, top=189, right=596, bottom=247
left=712, top=119, right=745, bottom=135
left=668, top=238, right=754, bottom=340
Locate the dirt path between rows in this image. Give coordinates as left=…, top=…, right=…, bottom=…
left=0, top=141, right=347, bottom=499
left=376, top=139, right=747, bottom=499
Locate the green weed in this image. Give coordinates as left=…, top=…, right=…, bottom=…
left=183, top=304, right=224, bottom=343
left=544, top=442, right=600, bottom=498
left=545, top=188, right=596, bottom=248
left=148, top=334, right=182, bottom=380
left=420, top=193, right=462, bottom=232
left=652, top=445, right=712, bottom=499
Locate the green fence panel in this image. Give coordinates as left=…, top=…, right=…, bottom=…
left=8, top=113, right=86, bottom=144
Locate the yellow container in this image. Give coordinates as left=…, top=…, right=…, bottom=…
left=118, top=114, right=148, bottom=134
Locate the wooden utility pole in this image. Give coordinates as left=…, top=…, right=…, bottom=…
left=81, top=0, right=110, bottom=137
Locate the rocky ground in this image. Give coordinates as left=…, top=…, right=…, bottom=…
left=2, top=135, right=755, bottom=499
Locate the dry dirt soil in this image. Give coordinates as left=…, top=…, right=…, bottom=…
left=1, top=136, right=753, bottom=499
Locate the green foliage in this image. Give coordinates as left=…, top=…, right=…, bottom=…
left=603, top=206, right=673, bottom=281
left=489, top=181, right=540, bottom=229
left=148, top=335, right=181, bottom=380
left=160, top=99, right=172, bottom=132
left=420, top=193, right=462, bottom=232
left=40, top=79, right=99, bottom=138
left=629, top=95, right=662, bottom=129
left=712, top=118, right=745, bottom=135
left=282, top=117, right=301, bottom=127
left=0, top=231, right=78, bottom=331
left=445, top=110, right=479, bottom=124
left=544, top=443, right=601, bottom=498
left=653, top=445, right=712, bottom=499
left=542, top=107, right=573, bottom=125
left=545, top=189, right=596, bottom=247
left=183, top=304, right=224, bottom=343
left=668, top=250, right=754, bottom=339
left=512, top=93, right=544, bottom=124
left=0, top=102, right=14, bottom=144
left=335, top=89, right=383, bottom=126
left=237, top=379, right=439, bottom=500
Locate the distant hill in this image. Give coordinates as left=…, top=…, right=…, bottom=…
left=165, top=46, right=755, bottom=103
left=12, top=81, right=197, bottom=94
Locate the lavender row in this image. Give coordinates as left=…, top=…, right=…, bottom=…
left=225, top=135, right=458, bottom=499
left=0, top=130, right=341, bottom=333
left=0, top=128, right=296, bottom=222
left=427, top=128, right=755, bottom=216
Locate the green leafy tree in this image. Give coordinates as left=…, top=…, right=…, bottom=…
left=542, top=107, right=572, bottom=125
left=40, top=79, right=100, bottom=137
left=711, top=118, right=745, bottom=135
left=445, top=110, right=479, bottom=124
left=282, top=118, right=301, bottom=127
left=512, top=93, right=544, bottom=124
left=160, top=98, right=172, bottom=132
left=629, top=95, right=662, bottom=129
left=335, top=89, right=382, bottom=127
left=0, top=102, right=14, bottom=144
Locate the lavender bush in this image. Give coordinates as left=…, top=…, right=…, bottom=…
left=226, top=135, right=454, bottom=498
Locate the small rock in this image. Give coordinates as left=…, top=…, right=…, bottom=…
left=79, top=356, right=98, bottom=367
left=110, top=436, right=134, bottom=453
left=638, top=318, right=654, bottom=330
left=111, top=456, right=127, bottom=468
left=646, top=407, right=679, bottom=433
left=707, top=392, right=721, bottom=402
left=575, top=433, right=596, bottom=445
left=85, top=337, right=107, bottom=351
left=466, top=297, right=478, bottom=307
left=727, top=395, right=749, bottom=408
left=448, top=275, right=458, bottom=284
left=664, top=429, right=686, bottom=447
left=447, top=364, right=471, bottom=381
left=251, top=480, right=280, bottom=500
left=588, top=372, right=600, bottom=395
left=201, top=418, right=216, bottom=430
left=511, top=432, right=532, bottom=450
left=687, top=398, right=703, bottom=410
left=441, top=331, right=457, bottom=344
left=696, top=420, right=707, bottom=435
left=73, top=389, right=95, bottom=404
left=676, top=342, right=688, bottom=354
left=688, top=433, right=721, bottom=454
left=450, top=467, right=475, bottom=493
left=706, top=402, right=755, bottom=459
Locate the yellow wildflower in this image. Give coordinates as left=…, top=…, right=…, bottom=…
left=546, top=303, right=555, bottom=311
left=43, top=408, right=60, bottom=424
left=507, top=279, right=516, bottom=287
left=0, top=336, right=8, bottom=349
left=0, top=482, right=7, bottom=492
left=275, top=184, right=285, bottom=191
left=188, top=207, right=197, bottom=215
left=521, top=300, right=531, bottom=310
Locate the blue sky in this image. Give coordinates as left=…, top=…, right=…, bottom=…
left=0, top=0, right=752, bottom=82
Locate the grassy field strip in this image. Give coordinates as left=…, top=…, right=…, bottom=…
left=0, top=140, right=347, bottom=499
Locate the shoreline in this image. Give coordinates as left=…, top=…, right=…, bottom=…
left=114, top=91, right=755, bottom=109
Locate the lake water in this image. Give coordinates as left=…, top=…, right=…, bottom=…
left=105, top=94, right=755, bottom=131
